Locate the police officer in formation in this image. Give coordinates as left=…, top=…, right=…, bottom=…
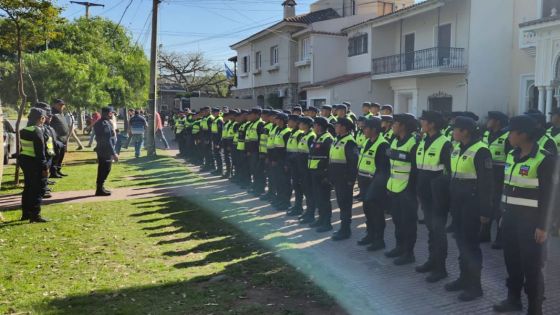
left=175, top=102, right=557, bottom=313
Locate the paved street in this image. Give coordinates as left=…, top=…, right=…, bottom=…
left=171, top=152, right=560, bottom=315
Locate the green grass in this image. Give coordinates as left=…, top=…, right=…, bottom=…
left=0, top=197, right=340, bottom=315
left=1, top=149, right=199, bottom=195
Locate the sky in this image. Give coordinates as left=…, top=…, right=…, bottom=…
left=56, top=0, right=420, bottom=66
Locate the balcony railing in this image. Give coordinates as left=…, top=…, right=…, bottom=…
left=372, top=47, right=465, bottom=75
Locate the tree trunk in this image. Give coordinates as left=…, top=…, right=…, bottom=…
left=26, top=70, right=38, bottom=104
left=14, top=30, right=27, bottom=186
left=0, top=99, right=4, bottom=191
left=77, top=107, right=84, bottom=130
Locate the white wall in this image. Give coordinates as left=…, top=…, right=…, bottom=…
left=312, top=35, right=347, bottom=82
left=236, top=44, right=253, bottom=90
left=347, top=25, right=373, bottom=74
left=417, top=75, right=467, bottom=113
left=467, top=0, right=514, bottom=115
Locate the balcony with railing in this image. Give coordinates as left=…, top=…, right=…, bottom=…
left=371, top=47, right=466, bottom=79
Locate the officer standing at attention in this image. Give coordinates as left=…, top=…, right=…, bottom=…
left=93, top=107, right=119, bottom=196
left=342, top=101, right=358, bottom=122
left=286, top=114, right=305, bottom=215
left=385, top=113, right=419, bottom=265
left=356, top=117, right=390, bottom=250
left=308, top=117, right=334, bottom=231
left=321, top=105, right=337, bottom=124
left=296, top=117, right=317, bottom=223
left=493, top=115, right=556, bottom=315
left=370, top=102, right=381, bottom=117
left=174, top=111, right=186, bottom=157
left=444, top=116, right=493, bottom=302
left=261, top=110, right=280, bottom=201
left=380, top=104, right=393, bottom=116
left=200, top=107, right=215, bottom=171
left=381, top=115, right=395, bottom=143
left=220, top=111, right=234, bottom=178
left=257, top=110, right=273, bottom=196
left=361, top=102, right=373, bottom=118
left=547, top=108, right=560, bottom=149
left=481, top=111, right=511, bottom=248
left=271, top=113, right=292, bottom=211
left=19, top=108, right=49, bottom=223
left=235, top=110, right=251, bottom=187
left=305, top=106, right=319, bottom=118
left=415, top=111, right=452, bottom=282
left=33, top=102, right=56, bottom=199
left=210, top=108, right=224, bottom=175
left=49, top=99, right=70, bottom=178
left=329, top=117, right=359, bottom=241
left=245, top=108, right=265, bottom=194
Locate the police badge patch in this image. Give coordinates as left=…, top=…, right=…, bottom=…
left=519, top=165, right=530, bottom=176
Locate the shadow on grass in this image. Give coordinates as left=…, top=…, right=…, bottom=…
left=38, top=196, right=339, bottom=315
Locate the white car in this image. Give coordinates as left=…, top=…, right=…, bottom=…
left=3, top=120, right=17, bottom=164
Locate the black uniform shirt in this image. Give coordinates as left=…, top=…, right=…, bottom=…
left=50, top=108, right=70, bottom=143
left=508, top=145, right=557, bottom=230
left=93, top=118, right=117, bottom=158
left=329, top=133, right=359, bottom=184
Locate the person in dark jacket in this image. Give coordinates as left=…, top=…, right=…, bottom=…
left=328, top=117, right=359, bottom=241
left=444, top=116, right=493, bottom=302
left=129, top=110, right=148, bottom=158
left=49, top=99, right=70, bottom=178
left=94, top=107, right=119, bottom=196
left=19, top=108, right=49, bottom=223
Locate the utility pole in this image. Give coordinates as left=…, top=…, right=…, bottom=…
left=69, top=1, right=104, bottom=19
left=146, top=0, right=161, bottom=157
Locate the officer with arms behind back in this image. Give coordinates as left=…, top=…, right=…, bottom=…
left=493, top=115, right=557, bottom=315
left=94, top=106, right=119, bottom=197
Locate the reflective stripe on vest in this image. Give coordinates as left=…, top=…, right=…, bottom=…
left=211, top=116, right=223, bottom=134
left=483, top=130, right=509, bottom=164
left=175, top=117, right=185, bottom=133
left=267, top=125, right=278, bottom=149
left=329, top=134, right=356, bottom=164
left=246, top=119, right=262, bottom=142
left=20, top=126, right=37, bottom=157
left=192, top=121, right=201, bottom=135
left=386, top=136, right=417, bottom=193
left=298, top=130, right=316, bottom=154
left=450, top=141, right=487, bottom=180
left=358, top=135, right=388, bottom=177
left=222, top=121, right=232, bottom=139
left=547, top=127, right=560, bottom=151
left=355, top=131, right=367, bottom=149
left=308, top=132, right=333, bottom=169
left=46, top=133, right=55, bottom=156
left=236, top=122, right=250, bottom=150
left=274, top=127, right=292, bottom=148
left=502, top=149, right=546, bottom=209
left=383, top=129, right=394, bottom=142
left=259, top=123, right=273, bottom=154
left=416, top=134, right=449, bottom=172
left=287, top=129, right=303, bottom=153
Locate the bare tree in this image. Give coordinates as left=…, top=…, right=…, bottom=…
left=158, top=50, right=229, bottom=97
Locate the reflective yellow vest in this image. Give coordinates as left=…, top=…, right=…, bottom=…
left=483, top=130, right=509, bottom=164
left=221, top=120, right=232, bottom=139
left=358, top=135, right=388, bottom=177
left=537, top=133, right=554, bottom=151
left=175, top=117, right=185, bottom=134
left=267, top=125, right=278, bottom=150
left=450, top=141, right=487, bottom=180
left=329, top=133, right=356, bottom=164
left=232, top=122, right=240, bottom=145
left=547, top=127, right=560, bottom=150
left=287, top=129, right=303, bottom=153
left=383, top=129, right=394, bottom=142
left=502, top=149, right=546, bottom=209
left=308, top=132, right=333, bottom=169
left=298, top=130, right=316, bottom=154
left=192, top=120, right=201, bottom=135
left=45, top=130, right=55, bottom=156
left=246, top=119, right=262, bottom=142
left=201, top=115, right=214, bottom=131
left=236, top=121, right=250, bottom=151
left=211, top=116, right=223, bottom=134
left=355, top=130, right=367, bottom=149
left=387, top=136, right=417, bottom=193
left=20, top=126, right=37, bottom=157
left=260, top=123, right=273, bottom=154
left=416, top=134, right=449, bottom=172
left=274, top=127, right=292, bottom=148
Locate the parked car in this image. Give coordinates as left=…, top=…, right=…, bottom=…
left=3, top=119, right=17, bottom=165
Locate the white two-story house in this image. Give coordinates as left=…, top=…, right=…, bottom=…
left=338, top=0, right=536, bottom=117
left=519, top=0, right=560, bottom=117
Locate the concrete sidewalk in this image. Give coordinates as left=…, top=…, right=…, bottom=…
left=175, top=160, right=560, bottom=315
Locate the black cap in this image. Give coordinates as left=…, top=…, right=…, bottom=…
left=28, top=108, right=46, bottom=121
left=276, top=113, right=289, bottom=123
left=321, top=105, right=332, bottom=110
left=53, top=99, right=65, bottom=105
left=250, top=107, right=262, bottom=115
left=211, top=107, right=220, bottom=113
left=230, top=109, right=240, bottom=115
left=357, top=116, right=368, bottom=122
left=262, top=109, right=271, bottom=115
left=363, top=117, right=382, bottom=131
left=200, top=106, right=210, bottom=111
left=362, top=102, right=372, bottom=107
left=393, top=113, right=416, bottom=123
left=380, top=115, right=394, bottom=122
left=509, top=115, right=538, bottom=136
left=371, top=102, right=381, bottom=108
left=307, top=106, right=318, bottom=113
left=525, top=110, right=546, bottom=127
left=240, top=109, right=249, bottom=114
left=292, top=106, right=302, bottom=112
left=461, top=111, right=479, bottom=122
left=419, top=110, right=445, bottom=128
left=102, top=106, right=115, bottom=114
left=270, top=109, right=281, bottom=115
left=453, top=116, right=477, bottom=132
left=336, top=104, right=347, bottom=111
left=299, top=116, right=314, bottom=126
left=34, top=102, right=52, bottom=115
left=288, top=114, right=300, bottom=122
left=449, top=111, right=464, bottom=118
left=314, top=116, right=329, bottom=128
left=381, top=104, right=393, bottom=112
left=342, top=101, right=351, bottom=108
left=487, top=111, right=509, bottom=125
left=335, top=117, right=354, bottom=130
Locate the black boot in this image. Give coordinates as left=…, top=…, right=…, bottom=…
left=458, top=287, right=483, bottom=302
left=331, top=225, right=351, bottom=241
left=357, top=234, right=373, bottom=246
left=385, top=247, right=402, bottom=258
left=445, top=278, right=466, bottom=292
left=415, top=260, right=433, bottom=273
left=299, top=213, right=315, bottom=224
left=393, top=253, right=415, bottom=266
left=315, top=223, right=333, bottom=233
left=367, top=239, right=386, bottom=251
left=426, top=269, right=448, bottom=283
left=527, top=299, right=543, bottom=315
left=30, top=216, right=49, bottom=223
left=95, top=185, right=111, bottom=196
left=493, top=296, right=522, bottom=313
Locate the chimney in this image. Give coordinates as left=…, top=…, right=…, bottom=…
left=282, top=0, right=296, bottom=19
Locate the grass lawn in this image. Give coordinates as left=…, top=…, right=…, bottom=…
left=1, top=148, right=198, bottom=195
left=0, top=197, right=343, bottom=315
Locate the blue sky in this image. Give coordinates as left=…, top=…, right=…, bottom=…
left=56, top=0, right=419, bottom=66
